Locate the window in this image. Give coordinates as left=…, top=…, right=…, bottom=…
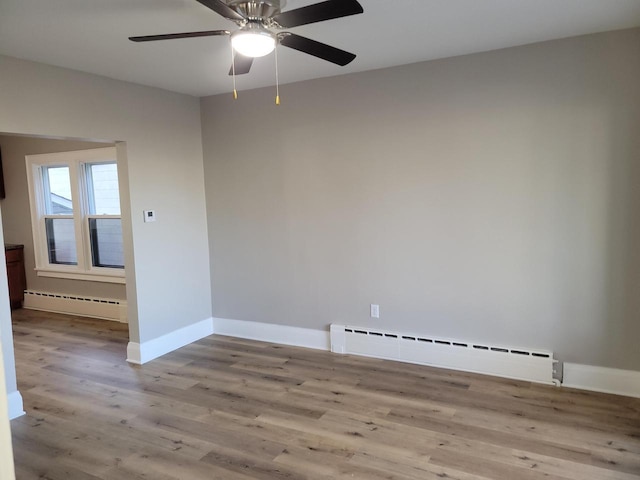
left=26, top=147, right=125, bottom=283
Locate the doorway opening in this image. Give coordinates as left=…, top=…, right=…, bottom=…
left=0, top=132, right=133, bottom=421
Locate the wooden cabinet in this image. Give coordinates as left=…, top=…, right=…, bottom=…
left=5, top=244, right=26, bottom=309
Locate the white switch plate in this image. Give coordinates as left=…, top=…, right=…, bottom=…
left=143, top=210, right=156, bottom=222
left=370, top=304, right=380, bottom=318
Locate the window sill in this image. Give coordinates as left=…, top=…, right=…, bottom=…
left=36, top=269, right=126, bottom=284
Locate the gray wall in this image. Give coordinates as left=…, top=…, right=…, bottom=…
left=0, top=53, right=212, bottom=401
left=201, top=28, right=640, bottom=371
left=0, top=135, right=126, bottom=300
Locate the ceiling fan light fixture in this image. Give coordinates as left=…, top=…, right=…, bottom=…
left=231, top=27, right=276, bottom=58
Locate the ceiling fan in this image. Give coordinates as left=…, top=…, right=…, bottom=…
left=129, top=0, right=364, bottom=76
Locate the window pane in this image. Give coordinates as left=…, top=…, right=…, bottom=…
left=87, top=163, right=120, bottom=215
left=43, top=166, right=73, bottom=215
left=89, top=218, right=124, bottom=268
left=45, top=218, right=77, bottom=265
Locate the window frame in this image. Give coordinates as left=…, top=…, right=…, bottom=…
left=25, top=147, right=125, bottom=284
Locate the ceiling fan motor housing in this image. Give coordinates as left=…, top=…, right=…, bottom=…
left=227, top=0, right=285, bottom=20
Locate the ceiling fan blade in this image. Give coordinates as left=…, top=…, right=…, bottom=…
left=195, top=0, right=245, bottom=21
left=129, top=30, right=230, bottom=42
left=279, top=33, right=356, bottom=66
left=229, top=54, right=254, bottom=75
left=273, top=0, right=363, bottom=28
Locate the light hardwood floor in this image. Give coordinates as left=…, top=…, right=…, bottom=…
left=9, top=308, right=640, bottom=479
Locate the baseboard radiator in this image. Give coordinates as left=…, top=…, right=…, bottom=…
left=330, top=324, right=556, bottom=385
left=23, top=290, right=127, bottom=323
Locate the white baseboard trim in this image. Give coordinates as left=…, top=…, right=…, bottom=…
left=122, top=315, right=640, bottom=399
left=212, top=317, right=329, bottom=351
left=24, top=290, right=127, bottom=323
left=126, top=317, right=214, bottom=365
left=563, top=363, right=640, bottom=398
left=7, top=390, right=24, bottom=420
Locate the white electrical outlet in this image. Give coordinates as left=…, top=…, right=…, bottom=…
left=370, top=304, right=380, bottom=318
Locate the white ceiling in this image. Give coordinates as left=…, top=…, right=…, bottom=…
left=1, top=0, right=640, bottom=97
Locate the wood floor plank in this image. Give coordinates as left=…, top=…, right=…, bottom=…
left=436, top=434, right=640, bottom=479
left=347, top=451, right=494, bottom=480
left=24, top=392, right=218, bottom=461
left=199, top=443, right=306, bottom=480
left=297, top=378, right=457, bottom=416
left=385, top=406, right=597, bottom=466
left=257, top=409, right=436, bottom=465
left=103, top=451, right=258, bottom=480
left=10, top=308, right=640, bottom=480
left=429, top=447, right=574, bottom=480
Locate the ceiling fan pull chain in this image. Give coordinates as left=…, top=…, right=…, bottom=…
left=275, top=43, right=280, bottom=105
left=230, top=39, right=238, bottom=99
